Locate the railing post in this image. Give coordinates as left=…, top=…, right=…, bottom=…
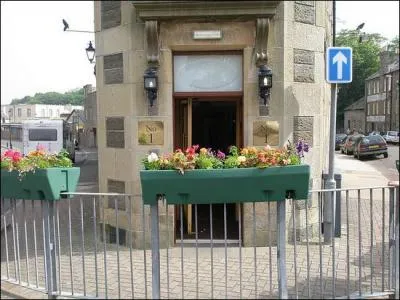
left=277, top=199, right=287, bottom=299
left=334, top=173, right=342, bottom=237
left=393, top=184, right=399, bottom=299
left=43, top=200, right=57, bottom=299
left=150, top=201, right=160, bottom=299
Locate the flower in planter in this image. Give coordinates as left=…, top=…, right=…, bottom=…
left=1, top=147, right=73, bottom=179
left=142, top=140, right=309, bottom=174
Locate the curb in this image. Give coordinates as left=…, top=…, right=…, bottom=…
left=1, top=280, right=47, bottom=299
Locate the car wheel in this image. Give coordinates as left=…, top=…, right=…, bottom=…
left=383, top=152, right=388, bottom=158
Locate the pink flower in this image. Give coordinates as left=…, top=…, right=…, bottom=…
left=4, top=149, right=15, bottom=158
left=12, top=151, right=22, bottom=162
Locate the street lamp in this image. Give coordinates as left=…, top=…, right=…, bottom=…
left=143, top=67, right=158, bottom=107
left=258, top=65, right=273, bottom=106
left=85, top=41, right=95, bottom=64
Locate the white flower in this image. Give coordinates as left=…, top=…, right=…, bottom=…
left=237, top=155, right=246, bottom=163
left=264, top=145, right=272, bottom=151
left=147, top=152, right=159, bottom=163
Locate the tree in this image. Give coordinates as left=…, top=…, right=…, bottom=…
left=10, top=88, right=85, bottom=106
left=335, top=30, right=385, bottom=131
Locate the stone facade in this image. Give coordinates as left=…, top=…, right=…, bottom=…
left=81, top=84, right=97, bottom=148
left=365, top=51, right=399, bottom=133
left=344, top=97, right=365, bottom=134
left=94, top=1, right=333, bottom=248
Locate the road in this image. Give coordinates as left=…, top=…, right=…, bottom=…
left=335, top=144, right=398, bottom=182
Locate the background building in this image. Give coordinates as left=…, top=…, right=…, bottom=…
left=344, top=97, right=365, bottom=134
left=0, top=104, right=83, bottom=123
left=94, top=1, right=333, bottom=248
left=365, top=50, right=399, bottom=133
left=79, top=84, right=97, bottom=148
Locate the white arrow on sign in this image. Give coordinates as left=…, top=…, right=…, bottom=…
left=332, top=51, right=347, bottom=79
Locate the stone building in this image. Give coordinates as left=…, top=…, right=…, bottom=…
left=344, top=97, right=365, bottom=134
left=81, top=84, right=98, bottom=148
left=94, top=1, right=333, bottom=247
left=365, top=51, right=399, bottom=133
left=0, top=104, right=83, bottom=124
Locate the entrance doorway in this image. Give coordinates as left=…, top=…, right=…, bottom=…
left=174, top=98, right=242, bottom=240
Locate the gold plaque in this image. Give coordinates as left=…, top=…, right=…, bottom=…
left=138, top=121, right=164, bottom=145
left=253, top=121, right=279, bottom=146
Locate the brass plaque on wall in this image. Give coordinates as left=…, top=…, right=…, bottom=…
left=138, top=121, right=164, bottom=145
left=253, top=121, right=279, bottom=146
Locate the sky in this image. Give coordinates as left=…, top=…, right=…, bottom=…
left=1, top=1, right=399, bottom=105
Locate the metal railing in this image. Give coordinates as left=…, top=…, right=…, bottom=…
left=1, top=185, right=399, bottom=299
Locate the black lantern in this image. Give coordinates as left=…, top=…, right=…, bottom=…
left=258, top=65, right=273, bottom=106
left=85, top=41, right=95, bottom=64
left=144, top=67, right=158, bottom=107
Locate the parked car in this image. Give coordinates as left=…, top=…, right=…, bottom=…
left=382, top=131, right=399, bottom=144
left=335, top=133, right=347, bottom=150
left=368, top=131, right=384, bottom=136
left=340, top=134, right=364, bottom=155
left=353, top=135, right=388, bottom=160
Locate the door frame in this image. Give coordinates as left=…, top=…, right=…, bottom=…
left=173, top=95, right=243, bottom=241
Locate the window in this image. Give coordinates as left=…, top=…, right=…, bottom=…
left=108, top=226, right=126, bottom=246
left=17, top=108, right=22, bottom=117
left=388, top=101, right=391, bottom=114
left=377, top=80, right=380, bottom=93
left=368, top=82, right=372, bottom=95
left=28, top=129, right=57, bottom=141
left=367, top=103, right=371, bottom=115
left=106, top=117, right=124, bottom=148
left=49, top=109, right=52, bottom=117
left=174, top=54, right=243, bottom=92
left=42, top=109, right=45, bottom=117
left=27, top=109, right=31, bottom=117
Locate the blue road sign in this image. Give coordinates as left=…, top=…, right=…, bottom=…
left=326, top=47, right=352, bottom=83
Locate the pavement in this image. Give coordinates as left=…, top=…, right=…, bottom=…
left=1, top=151, right=398, bottom=299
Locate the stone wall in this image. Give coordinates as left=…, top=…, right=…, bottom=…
left=94, top=0, right=332, bottom=248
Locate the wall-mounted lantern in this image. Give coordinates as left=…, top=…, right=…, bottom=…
left=144, top=67, right=158, bottom=107
left=85, top=41, right=95, bottom=64
left=258, top=65, right=272, bottom=106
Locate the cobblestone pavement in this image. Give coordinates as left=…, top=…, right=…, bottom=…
left=1, top=191, right=395, bottom=299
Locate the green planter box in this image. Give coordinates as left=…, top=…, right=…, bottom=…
left=140, top=165, right=310, bottom=205
left=1, top=167, right=80, bottom=201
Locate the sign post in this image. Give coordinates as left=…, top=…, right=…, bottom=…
left=325, top=46, right=353, bottom=243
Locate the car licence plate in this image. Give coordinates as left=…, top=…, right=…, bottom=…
left=369, top=145, right=379, bottom=149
